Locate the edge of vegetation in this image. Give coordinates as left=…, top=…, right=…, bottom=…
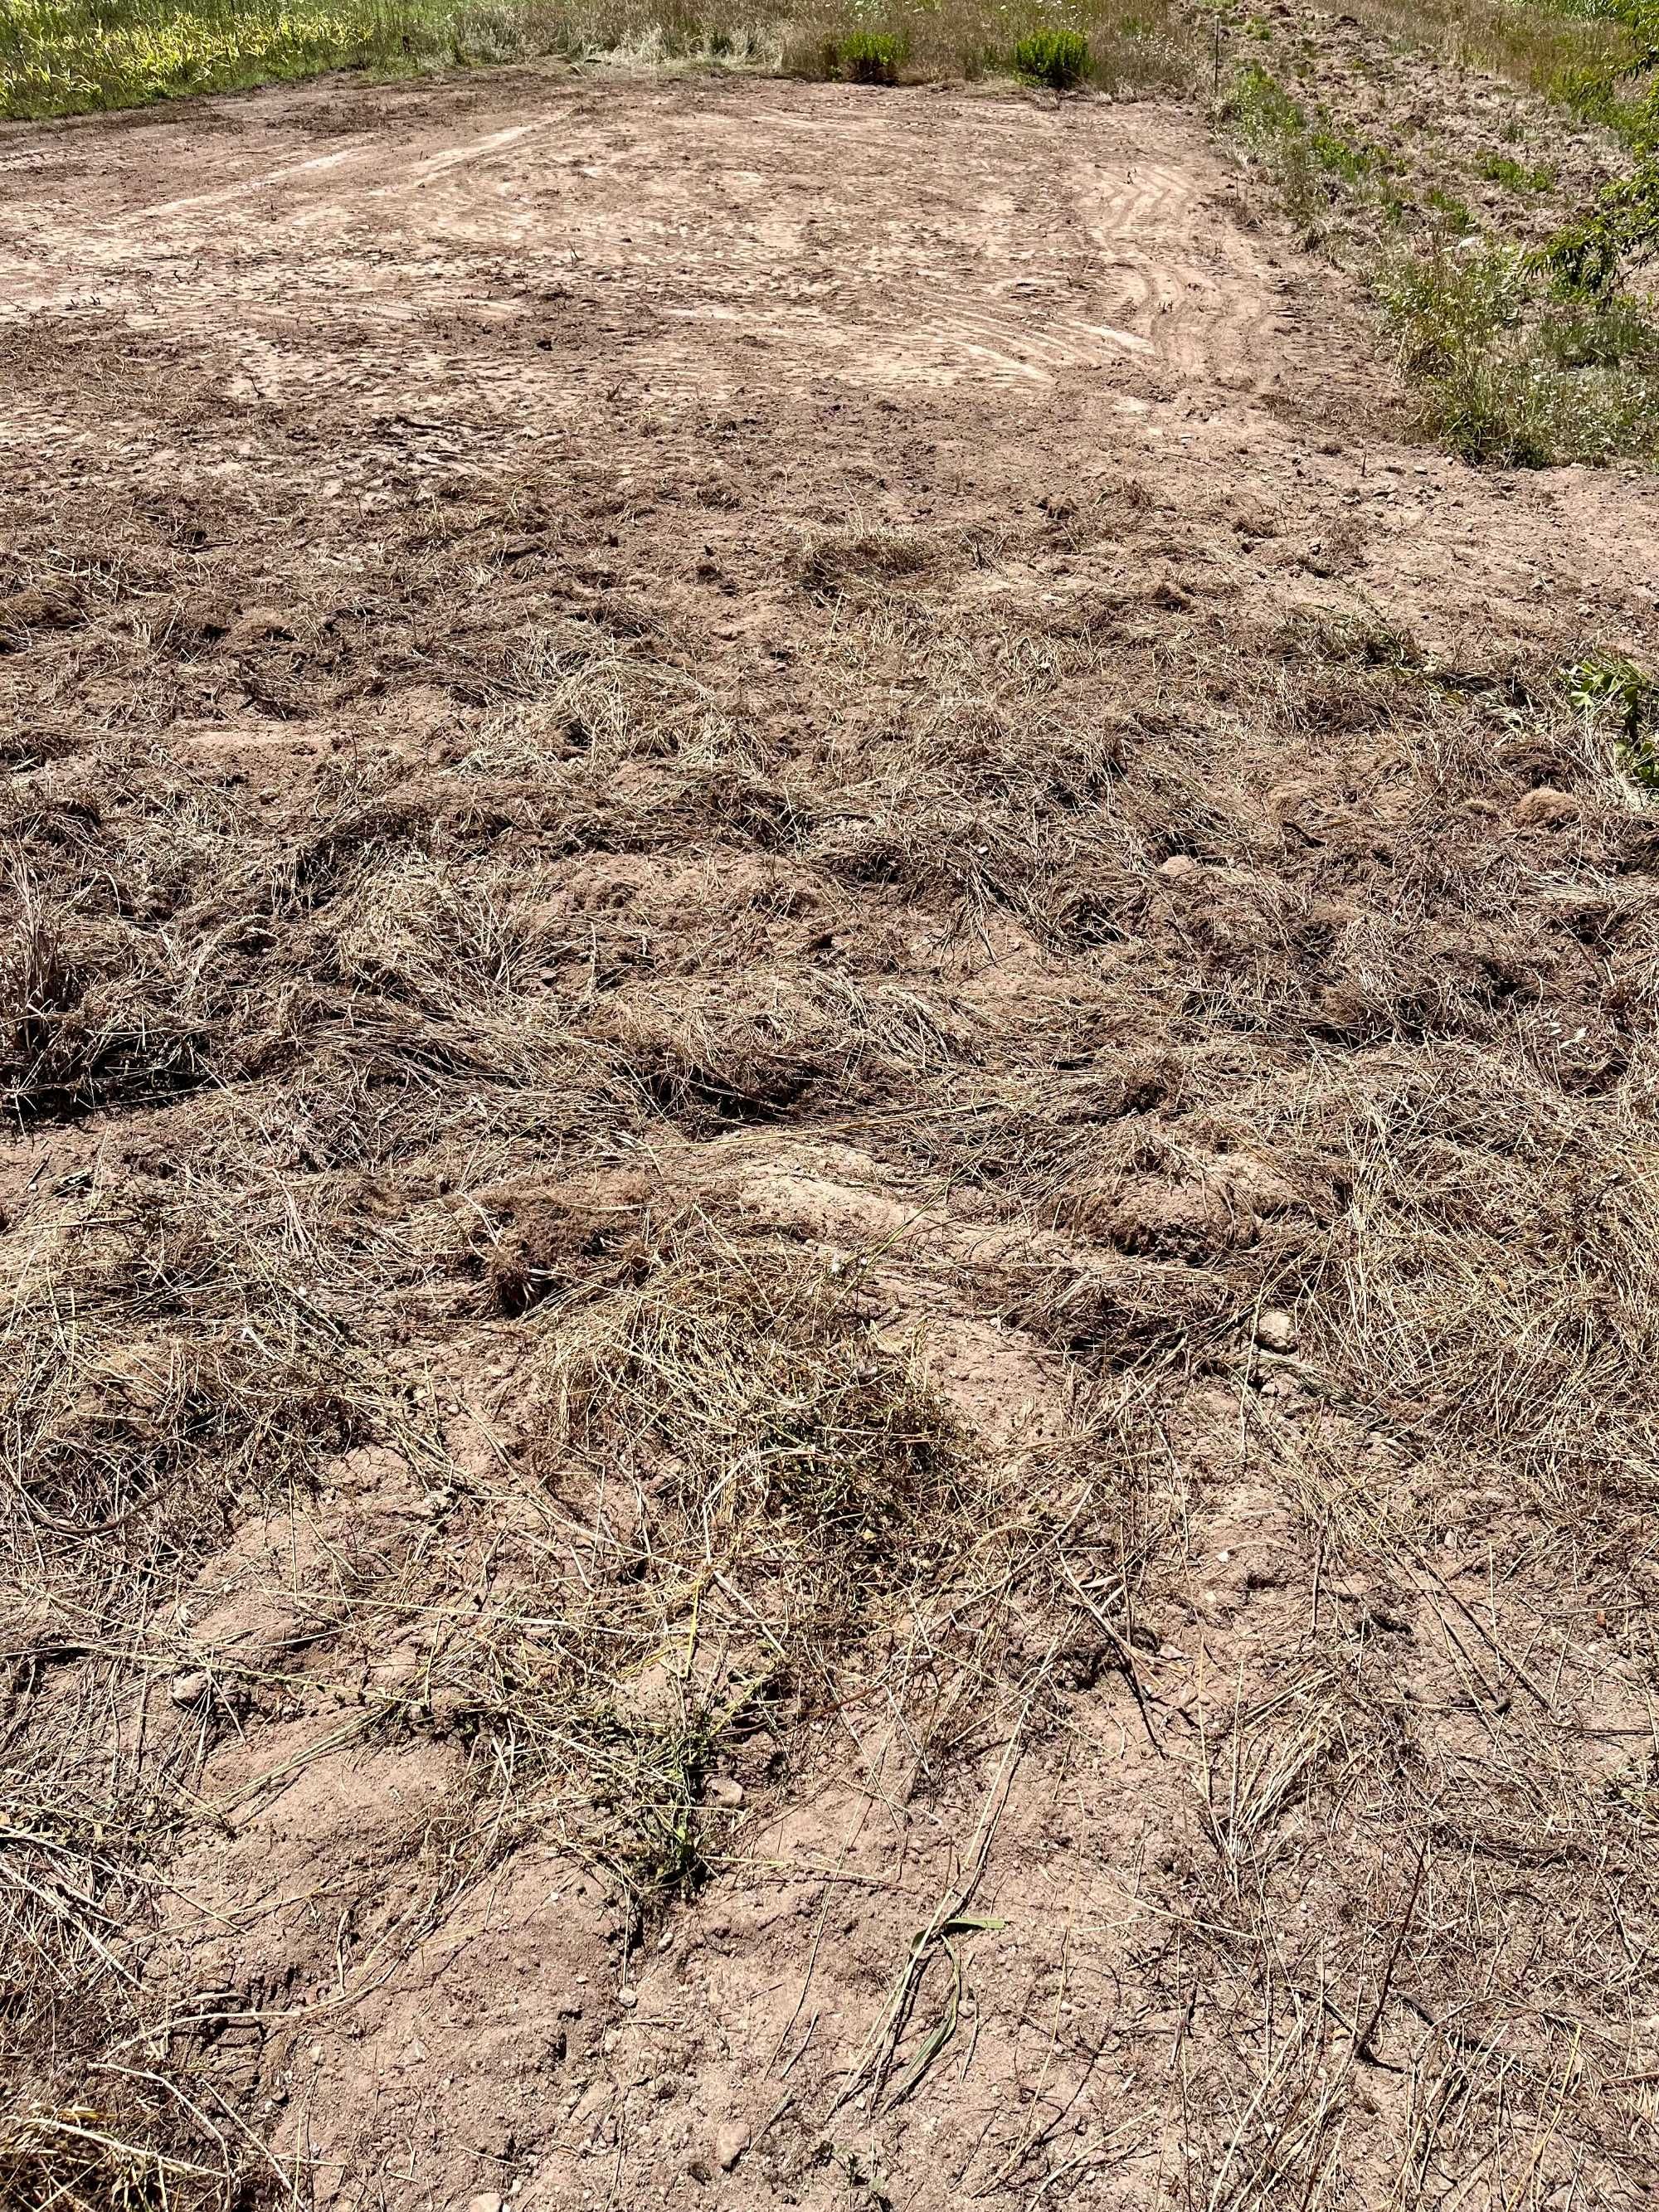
left=1216, top=16, right=1659, bottom=466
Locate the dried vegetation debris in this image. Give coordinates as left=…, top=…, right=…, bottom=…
left=3, top=71, right=1659, bottom=2212
left=7, top=482, right=1659, bottom=2205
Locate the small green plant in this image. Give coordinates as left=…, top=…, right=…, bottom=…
left=1478, top=151, right=1557, bottom=192
left=1310, top=125, right=1380, bottom=182
left=839, top=27, right=903, bottom=82
left=1012, top=26, right=1090, bottom=88
left=1228, top=57, right=1306, bottom=141
left=1425, top=185, right=1475, bottom=232
left=1567, top=650, right=1659, bottom=790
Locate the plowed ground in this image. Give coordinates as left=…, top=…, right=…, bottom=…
left=5, top=63, right=1659, bottom=2212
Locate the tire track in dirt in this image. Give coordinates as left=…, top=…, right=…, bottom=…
left=0, top=78, right=1296, bottom=455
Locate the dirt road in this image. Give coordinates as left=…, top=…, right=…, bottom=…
left=5, top=63, right=1659, bottom=2212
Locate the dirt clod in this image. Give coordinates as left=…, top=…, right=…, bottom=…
left=1513, top=785, right=1582, bottom=828
left=714, top=2120, right=752, bottom=2171
left=1254, top=1307, right=1299, bottom=1353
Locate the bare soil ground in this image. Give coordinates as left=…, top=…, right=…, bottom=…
left=5, top=61, right=1659, bottom=2212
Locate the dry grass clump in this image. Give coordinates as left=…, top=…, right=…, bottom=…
left=798, top=528, right=937, bottom=600
left=0, top=2096, right=251, bottom=2212
left=0, top=1174, right=368, bottom=1599
left=538, top=1214, right=968, bottom=1550
left=1, top=738, right=629, bottom=1126
left=1146, top=1692, right=1659, bottom=2208
left=0, top=754, right=254, bottom=1117
left=1308, top=1046, right=1659, bottom=1607
left=0, top=1159, right=386, bottom=2212
left=1, top=876, right=216, bottom=1117
left=1116, top=1051, right=1659, bottom=2200
left=606, top=969, right=974, bottom=1130
left=382, top=1215, right=1010, bottom=1915
left=308, top=1207, right=1164, bottom=1935
left=472, top=1167, right=659, bottom=1316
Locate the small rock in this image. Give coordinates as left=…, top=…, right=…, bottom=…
left=169, top=1669, right=210, bottom=1706
left=1254, top=1308, right=1298, bottom=1354
left=616, top=1986, right=638, bottom=2010
left=1512, top=785, right=1580, bottom=830
left=1160, top=853, right=1200, bottom=878
left=467, top=2194, right=504, bottom=2212
left=714, top=2121, right=751, bottom=2172
left=705, top=1776, right=746, bottom=1809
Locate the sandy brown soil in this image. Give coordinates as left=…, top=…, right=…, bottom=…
left=5, top=61, right=1659, bottom=2212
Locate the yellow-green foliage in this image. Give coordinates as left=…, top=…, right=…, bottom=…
left=0, top=0, right=442, bottom=114
left=0, top=0, right=1196, bottom=115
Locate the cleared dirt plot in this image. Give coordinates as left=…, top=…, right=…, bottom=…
left=4, top=51, right=1659, bottom=2212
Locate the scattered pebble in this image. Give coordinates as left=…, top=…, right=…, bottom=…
left=705, top=1776, right=746, bottom=1809
left=714, top=2120, right=752, bottom=2172
left=468, top=2194, right=504, bottom=2212
left=1254, top=1308, right=1297, bottom=1354
left=169, top=1669, right=210, bottom=1706
left=1159, top=853, right=1199, bottom=878
left=617, top=1986, right=638, bottom=2010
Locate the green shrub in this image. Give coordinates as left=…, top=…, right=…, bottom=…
left=1379, top=241, right=1530, bottom=375
left=1012, top=26, right=1089, bottom=88
left=1377, top=241, right=1658, bottom=466
left=1545, top=154, right=1659, bottom=296
left=839, top=27, right=903, bottom=82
